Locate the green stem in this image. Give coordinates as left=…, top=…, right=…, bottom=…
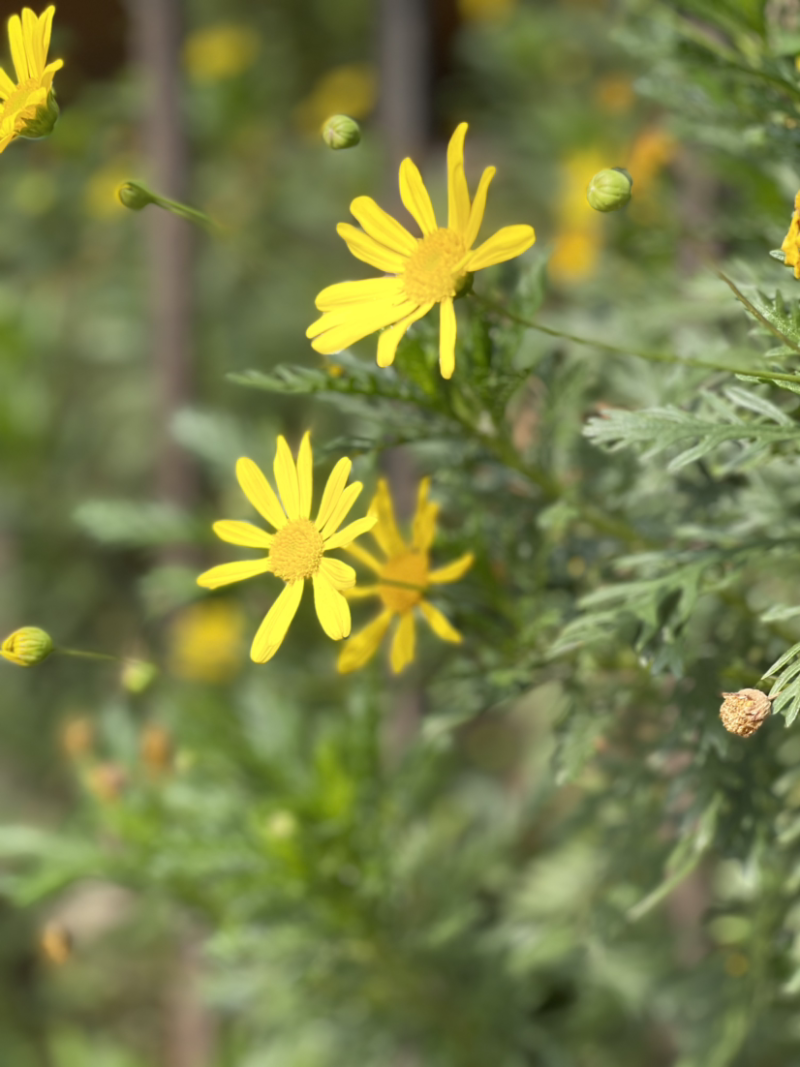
left=57, top=648, right=119, bottom=663
left=472, top=293, right=800, bottom=385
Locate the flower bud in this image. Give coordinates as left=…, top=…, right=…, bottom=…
left=19, top=91, right=60, bottom=140
left=117, top=180, right=158, bottom=211
left=121, top=658, right=158, bottom=693
left=586, top=167, right=633, bottom=213
left=719, top=688, right=773, bottom=737
left=321, top=114, right=361, bottom=150
left=1, top=627, right=54, bottom=667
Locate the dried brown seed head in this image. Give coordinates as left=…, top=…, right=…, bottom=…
left=719, top=688, right=773, bottom=737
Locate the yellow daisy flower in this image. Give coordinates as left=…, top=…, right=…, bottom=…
left=0, top=6, right=63, bottom=154
left=338, top=478, right=474, bottom=674
left=307, top=122, right=536, bottom=379
left=782, top=191, right=800, bottom=280
left=197, top=433, right=377, bottom=664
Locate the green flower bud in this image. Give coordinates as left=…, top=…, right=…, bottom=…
left=19, top=91, right=60, bottom=140
left=586, top=167, right=633, bottom=213
left=117, top=180, right=158, bottom=212
left=321, top=114, right=361, bottom=150
left=1, top=627, right=54, bottom=667
left=121, top=658, right=159, bottom=694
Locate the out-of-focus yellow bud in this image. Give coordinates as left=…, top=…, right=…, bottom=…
left=40, top=922, right=72, bottom=966
left=0, top=627, right=54, bottom=667
left=140, top=724, right=172, bottom=776
left=61, top=717, right=94, bottom=760
left=86, top=763, right=127, bottom=803
left=321, top=114, right=361, bottom=150
left=117, top=180, right=157, bottom=211
left=121, top=658, right=159, bottom=694
left=586, top=167, right=633, bottom=212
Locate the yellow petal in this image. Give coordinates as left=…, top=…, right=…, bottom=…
left=8, top=14, right=28, bottom=82
left=369, top=479, right=406, bottom=557
left=40, top=6, right=55, bottom=64
left=344, top=541, right=383, bottom=573
left=343, top=583, right=382, bottom=600
left=197, top=557, right=272, bottom=589
left=439, top=298, right=457, bottom=380
left=316, top=457, right=351, bottom=531
left=296, top=431, right=313, bottom=519
left=313, top=572, right=351, bottom=640
left=428, top=552, right=474, bottom=584
left=308, top=299, right=418, bottom=355
left=319, top=556, right=356, bottom=590
left=412, top=478, right=439, bottom=553
left=399, top=158, right=437, bottom=235
left=390, top=611, right=416, bottom=672
left=250, top=580, right=304, bottom=663
left=274, top=436, right=301, bottom=521
left=447, top=123, right=470, bottom=234
left=376, top=302, right=434, bottom=368
left=0, top=66, right=15, bottom=100
left=236, top=457, right=287, bottom=530
left=463, top=167, right=496, bottom=249
left=465, top=224, right=536, bottom=272
left=321, top=481, right=363, bottom=539
left=337, top=222, right=407, bottom=273
left=350, top=196, right=418, bottom=256
left=323, top=513, right=377, bottom=551
left=419, top=599, right=462, bottom=643
left=315, top=276, right=405, bottom=311
left=337, top=610, right=393, bottom=673
left=22, top=8, right=41, bottom=77
left=212, top=520, right=274, bottom=549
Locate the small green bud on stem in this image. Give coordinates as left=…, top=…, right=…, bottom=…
left=117, top=180, right=217, bottom=232
left=321, top=114, right=361, bottom=150
left=586, top=167, right=633, bottom=212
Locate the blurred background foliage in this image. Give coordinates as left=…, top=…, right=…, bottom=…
left=4, top=0, right=800, bottom=1065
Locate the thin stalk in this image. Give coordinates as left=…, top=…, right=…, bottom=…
left=473, top=293, right=800, bottom=385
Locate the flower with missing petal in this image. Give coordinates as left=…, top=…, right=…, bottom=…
left=338, top=478, right=473, bottom=674
left=197, top=433, right=376, bottom=663
left=307, top=122, right=536, bottom=379
left=0, top=7, right=63, bottom=154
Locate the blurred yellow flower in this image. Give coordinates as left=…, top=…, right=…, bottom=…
left=308, top=122, right=536, bottom=378
left=781, top=191, right=800, bottom=279
left=0, top=6, right=62, bottom=153
left=40, top=922, right=72, bottom=966
left=197, top=433, right=377, bottom=664
left=295, top=63, right=377, bottom=134
left=168, top=600, right=245, bottom=683
left=60, top=716, right=94, bottom=759
left=458, top=0, right=517, bottom=21
left=184, top=23, right=259, bottom=83
left=626, top=125, right=675, bottom=194
left=338, top=479, right=473, bottom=674
left=549, top=148, right=606, bottom=284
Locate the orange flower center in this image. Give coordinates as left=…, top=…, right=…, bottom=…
left=379, top=552, right=428, bottom=614
left=269, top=519, right=324, bottom=582
left=402, top=228, right=468, bottom=304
